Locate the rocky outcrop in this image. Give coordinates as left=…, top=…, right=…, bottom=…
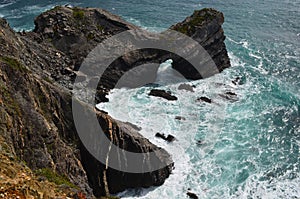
left=0, top=5, right=231, bottom=198
left=80, top=110, right=173, bottom=196
left=23, top=7, right=230, bottom=101
left=149, top=89, right=178, bottom=101
left=171, top=8, right=231, bottom=79
left=155, top=133, right=176, bottom=143
left=197, top=96, right=212, bottom=103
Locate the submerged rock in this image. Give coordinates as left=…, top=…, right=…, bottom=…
left=149, top=89, right=178, bottom=101
left=219, top=91, right=238, bottom=102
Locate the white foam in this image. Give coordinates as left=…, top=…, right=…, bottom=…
left=97, top=71, right=231, bottom=198
left=228, top=52, right=245, bottom=67
left=155, top=59, right=187, bottom=86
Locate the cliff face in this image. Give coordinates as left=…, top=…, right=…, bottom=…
left=0, top=5, right=230, bottom=198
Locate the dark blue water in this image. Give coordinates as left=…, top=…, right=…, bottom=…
left=1, top=0, right=299, bottom=198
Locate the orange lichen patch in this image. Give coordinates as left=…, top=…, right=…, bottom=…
left=0, top=189, right=26, bottom=199
left=0, top=149, right=81, bottom=199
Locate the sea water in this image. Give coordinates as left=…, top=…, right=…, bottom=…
left=1, top=0, right=299, bottom=198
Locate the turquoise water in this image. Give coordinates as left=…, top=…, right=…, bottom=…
left=1, top=0, right=299, bottom=198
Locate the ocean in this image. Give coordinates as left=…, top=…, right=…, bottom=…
left=1, top=0, right=299, bottom=198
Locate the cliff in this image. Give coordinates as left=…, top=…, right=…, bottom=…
left=0, top=5, right=230, bottom=198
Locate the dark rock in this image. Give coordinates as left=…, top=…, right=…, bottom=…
left=196, top=140, right=203, bottom=146
left=178, top=83, right=194, bottom=92
left=166, top=135, right=176, bottom=142
left=187, top=192, right=199, bottom=199
left=225, top=91, right=237, bottom=96
left=175, top=116, right=186, bottom=121
left=197, top=97, right=212, bottom=103
left=232, top=76, right=245, bottom=85
left=171, top=8, right=231, bottom=79
left=149, top=89, right=178, bottom=101
left=155, top=133, right=176, bottom=143
left=79, top=110, right=173, bottom=195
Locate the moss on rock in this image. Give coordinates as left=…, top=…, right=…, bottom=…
left=35, top=168, right=78, bottom=189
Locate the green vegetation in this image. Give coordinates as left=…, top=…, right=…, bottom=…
left=87, top=32, right=95, bottom=41
left=175, top=8, right=216, bottom=35
left=73, top=8, right=85, bottom=20
left=97, top=25, right=104, bottom=31
left=1, top=56, right=28, bottom=73
left=35, top=168, right=78, bottom=188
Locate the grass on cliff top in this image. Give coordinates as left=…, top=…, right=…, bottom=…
left=73, top=8, right=85, bottom=20
left=175, top=8, right=216, bottom=35
left=1, top=56, right=28, bottom=73
left=35, top=168, right=78, bottom=189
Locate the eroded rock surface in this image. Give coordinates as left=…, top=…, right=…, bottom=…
left=0, top=5, right=230, bottom=198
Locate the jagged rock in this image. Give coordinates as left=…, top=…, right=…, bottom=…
left=197, top=96, right=212, bottom=103
left=171, top=8, right=231, bottom=79
left=232, top=76, right=246, bottom=85
left=27, top=7, right=230, bottom=100
left=79, top=111, right=173, bottom=195
left=155, top=133, right=176, bottom=143
left=149, top=89, right=178, bottom=101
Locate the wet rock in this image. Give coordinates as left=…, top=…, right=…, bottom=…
left=175, top=116, right=186, bottom=121
left=232, top=76, right=245, bottom=85
left=187, top=191, right=199, bottom=199
left=197, top=97, right=212, bottom=103
left=196, top=140, right=203, bottom=146
left=155, top=133, right=176, bottom=143
left=226, top=91, right=237, bottom=96
left=178, top=83, right=194, bottom=92
left=149, top=89, right=178, bottom=101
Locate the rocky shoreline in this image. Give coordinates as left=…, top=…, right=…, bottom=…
left=0, top=6, right=230, bottom=198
